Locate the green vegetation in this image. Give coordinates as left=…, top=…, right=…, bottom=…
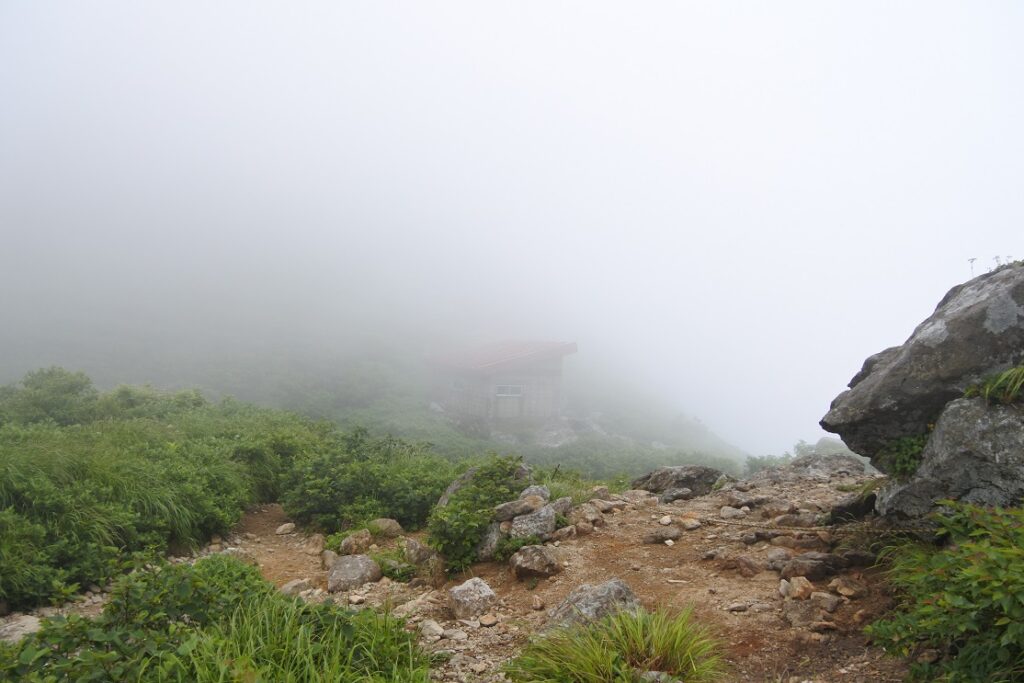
left=281, top=427, right=456, bottom=532
left=0, top=555, right=428, bottom=682
left=426, top=456, right=524, bottom=571
left=744, top=452, right=793, bottom=475
left=877, top=434, right=929, bottom=479
left=504, top=607, right=724, bottom=682
left=966, top=365, right=1024, bottom=405
left=867, top=503, right=1024, bottom=682
left=369, top=548, right=417, bottom=583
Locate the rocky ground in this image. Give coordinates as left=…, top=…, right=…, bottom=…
left=0, top=457, right=911, bottom=682
left=218, top=458, right=907, bottom=683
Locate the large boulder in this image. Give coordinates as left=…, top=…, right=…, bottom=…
left=876, top=397, right=1024, bottom=518
left=327, top=555, right=382, bottom=592
left=510, top=505, right=557, bottom=539
left=630, top=465, right=722, bottom=496
left=448, top=577, right=496, bottom=619
left=548, top=578, right=639, bottom=627
left=821, top=263, right=1024, bottom=461
left=509, top=545, right=563, bottom=579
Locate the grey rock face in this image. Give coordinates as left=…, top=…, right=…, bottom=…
left=510, top=505, right=556, bottom=539
left=475, top=522, right=505, bottom=561
left=327, top=555, right=382, bottom=592
left=519, top=485, right=551, bottom=501
left=821, top=262, right=1024, bottom=460
left=659, top=487, right=693, bottom=503
left=368, top=518, right=403, bottom=537
left=340, top=529, right=373, bottom=555
left=876, top=397, right=1024, bottom=518
left=630, top=465, right=722, bottom=496
left=494, top=495, right=545, bottom=522
left=448, top=577, right=496, bottom=619
left=548, top=578, right=639, bottom=627
left=509, top=545, right=563, bottom=579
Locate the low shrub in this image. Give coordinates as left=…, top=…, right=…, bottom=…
left=877, top=434, right=928, bottom=479
left=281, top=428, right=456, bottom=532
left=370, top=548, right=417, bottom=583
left=504, top=607, right=724, bottom=682
left=426, top=455, right=524, bottom=571
left=867, top=503, right=1024, bottom=681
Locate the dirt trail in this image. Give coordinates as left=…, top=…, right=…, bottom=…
left=230, top=477, right=909, bottom=683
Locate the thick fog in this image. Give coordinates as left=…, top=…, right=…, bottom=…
left=1, top=2, right=1021, bottom=454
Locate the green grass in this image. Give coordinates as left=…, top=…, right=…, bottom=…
left=505, top=607, right=725, bottom=682
left=188, top=596, right=430, bottom=682
left=966, top=365, right=1024, bottom=405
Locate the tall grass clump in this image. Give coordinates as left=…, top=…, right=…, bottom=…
left=867, top=503, right=1024, bottom=682
left=966, top=365, right=1024, bottom=405
left=505, top=607, right=725, bottom=682
left=0, top=555, right=429, bottom=682
left=188, top=596, right=430, bottom=682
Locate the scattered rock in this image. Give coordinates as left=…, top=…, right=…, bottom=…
left=479, top=613, right=498, bottom=627
left=726, top=602, right=748, bottom=612
left=572, top=503, right=605, bottom=527
left=275, top=522, right=295, bottom=535
left=531, top=595, right=545, bottom=611
left=588, top=486, right=611, bottom=500
left=720, top=506, right=746, bottom=520
left=494, top=495, right=546, bottom=522
left=443, top=629, right=468, bottom=641
left=509, top=545, right=563, bottom=579
left=368, top=518, right=403, bottom=537
left=681, top=518, right=702, bottom=531
left=475, top=522, right=505, bottom=561
left=348, top=594, right=366, bottom=605
left=658, top=515, right=673, bottom=526
left=302, top=533, right=325, bottom=555
left=340, top=529, right=373, bottom=555
left=510, top=505, right=557, bottom=539
left=811, top=591, right=842, bottom=613
left=420, top=619, right=444, bottom=638
left=780, top=576, right=814, bottom=600
left=321, top=549, right=338, bottom=570
left=660, top=488, right=693, bottom=504
left=548, top=578, right=639, bottom=627
left=280, top=578, right=311, bottom=596
left=403, top=537, right=437, bottom=565
left=780, top=552, right=848, bottom=581
left=519, top=485, right=551, bottom=501
left=551, top=525, right=577, bottom=542
left=829, top=576, right=869, bottom=599
left=550, top=496, right=574, bottom=515
left=782, top=599, right=823, bottom=629
left=0, top=615, right=41, bottom=644
left=643, top=527, right=681, bottom=544
left=449, top=577, right=496, bottom=619
left=327, top=555, right=383, bottom=592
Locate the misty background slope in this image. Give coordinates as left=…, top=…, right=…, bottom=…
left=1, top=2, right=1021, bottom=457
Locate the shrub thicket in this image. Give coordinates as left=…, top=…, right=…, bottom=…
left=426, top=455, right=525, bottom=571
left=281, top=427, right=456, bottom=532
left=505, top=607, right=724, bottom=682
left=867, top=503, right=1024, bottom=682
left=0, top=555, right=429, bottom=682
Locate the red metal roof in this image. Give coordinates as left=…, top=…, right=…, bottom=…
left=432, top=340, right=577, bottom=371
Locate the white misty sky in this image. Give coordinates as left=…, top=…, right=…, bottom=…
left=1, top=2, right=1021, bottom=454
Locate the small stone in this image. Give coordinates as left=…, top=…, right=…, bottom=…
left=681, top=518, right=702, bottom=531
left=829, top=576, right=869, bottom=599
left=659, top=515, right=672, bottom=526
left=443, top=629, right=468, bottom=641
left=479, top=614, right=498, bottom=627
left=643, top=527, right=681, bottom=544
left=811, top=591, right=842, bottom=613
left=720, top=506, right=746, bottom=520
left=664, top=539, right=674, bottom=546
left=726, top=602, right=748, bottom=612
left=275, top=522, right=295, bottom=535
left=531, top=595, right=545, bottom=610
left=349, top=594, right=366, bottom=605
left=786, top=576, right=815, bottom=600
left=449, top=577, right=496, bottom=619
left=420, top=619, right=444, bottom=638
left=281, top=578, right=312, bottom=596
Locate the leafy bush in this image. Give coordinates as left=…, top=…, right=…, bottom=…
left=504, top=607, right=724, bottom=682
left=867, top=503, right=1024, bottom=682
left=0, top=369, right=338, bottom=608
left=0, top=555, right=428, bottom=682
left=427, top=455, right=525, bottom=571
left=877, top=434, right=929, bottom=479
left=0, top=367, right=98, bottom=426
left=744, top=453, right=793, bottom=476
left=966, top=365, right=1024, bottom=405
left=369, top=548, right=417, bottom=583
left=282, top=427, right=456, bottom=532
